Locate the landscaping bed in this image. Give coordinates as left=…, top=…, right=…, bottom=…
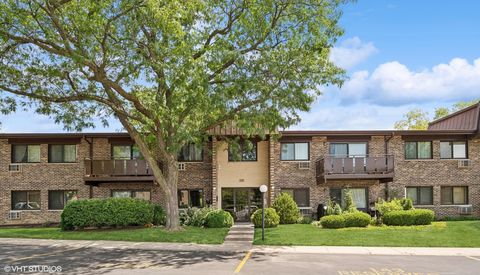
left=253, top=221, right=480, bottom=247
left=0, top=226, right=229, bottom=244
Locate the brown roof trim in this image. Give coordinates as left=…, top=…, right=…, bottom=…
left=428, top=102, right=479, bottom=126
left=0, top=132, right=131, bottom=139
left=281, top=130, right=476, bottom=136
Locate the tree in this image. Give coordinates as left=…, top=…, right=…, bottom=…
left=0, top=0, right=347, bottom=229
left=434, top=99, right=479, bottom=120
left=393, top=108, right=429, bottom=130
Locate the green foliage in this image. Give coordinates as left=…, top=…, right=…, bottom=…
left=375, top=199, right=404, bottom=216
left=343, top=212, right=371, bottom=228
left=400, top=198, right=414, bottom=210
left=152, top=205, right=166, bottom=226
left=184, top=207, right=216, bottom=227
left=394, top=108, right=430, bottom=130
left=383, top=209, right=435, bottom=226
left=325, top=200, right=336, bottom=215
left=272, top=193, right=300, bottom=224
left=343, top=190, right=357, bottom=213
left=251, top=208, right=280, bottom=228
left=60, top=198, right=153, bottom=230
left=296, top=216, right=314, bottom=224
left=205, top=210, right=234, bottom=228
left=333, top=204, right=343, bottom=215
left=320, top=215, right=345, bottom=229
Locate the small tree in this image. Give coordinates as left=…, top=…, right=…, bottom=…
left=343, top=189, right=357, bottom=213
left=272, top=193, right=300, bottom=224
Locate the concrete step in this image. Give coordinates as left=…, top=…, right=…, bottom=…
left=229, top=227, right=254, bottom=231
left=225, top=237, right=254, bottom=242
left=228, top=231, right=254, bottom=235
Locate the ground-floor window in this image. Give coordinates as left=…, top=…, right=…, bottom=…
left=48, top=190, right=78, bottom=210
left=329, top=188, right=368, bottom=210
left=280, top=188, right=310, bottom=207
left=11, top=191, right=41, bottom=210
left=441, top=186, right=468, bottom=205
left=111, top=190, right=151, bottom=200
left=178, top=189, right=204, bottom=208
left=406, top=187, right=433, bottom=205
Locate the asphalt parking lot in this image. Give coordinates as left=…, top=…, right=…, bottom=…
left=0, top=244, right=479, bottom=275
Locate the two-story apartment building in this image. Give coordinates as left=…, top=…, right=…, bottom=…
left=1, top=103, right=479, bottom=225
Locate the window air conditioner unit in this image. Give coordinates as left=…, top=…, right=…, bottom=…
left=178, top=163, right=186, bottom=171
left=298, top=162, right=310, bottom=170
left=8, top=164, right=22, bottom=172
left=457, top=205, right=473, bottom=215
left=458, top=160, right=472, bottom=168
left=8, top=211, right=21, bottom=220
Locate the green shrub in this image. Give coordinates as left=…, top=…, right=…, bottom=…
left=343, top=190, right=357, bottom=213
left=343, top=212, right=371, bottom=227
left=205, top=210, right=234, bottom=228
left=251, top=208, right=280, bottom=228
left=61, top=198, right=153, bottom=230
left=333, top=204, right=343, bottom=215
left=401, top=198, right=414, bottom=210
left=297, top=216, right=314, bottom=224
left=383, top=209, right=435, bottom=226
left=375, top=199, right=403, bottom=215
left=153, top=205, right=166, bottom=226
left=186, top=207, right=215, bottom=227
left=320, top=215, right=345, bottom=229
left=272, top=193, right=300, bottom=224
left=325, top=200, right=335, bottom=215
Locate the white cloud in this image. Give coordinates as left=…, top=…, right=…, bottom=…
left=329, top=37, right=378, bottom=69
left=341, top=58, right=480, bottom=105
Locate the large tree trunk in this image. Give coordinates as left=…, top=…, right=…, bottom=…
left=162, top=159, right=180, bottom=230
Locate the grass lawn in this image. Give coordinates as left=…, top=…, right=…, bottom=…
left=0, top=226, right=229, bottom=244
left=254, top=221, right=480, bottom=247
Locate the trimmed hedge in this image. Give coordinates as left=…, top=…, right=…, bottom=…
left=343, top=212, right=371, bottom=228
left=251, top=208, right=280, bottom=228
left=383, top=209, right=435, bottom=226
left=320, top=215, right=345, bottom=229
left=61, top=198, right=154, bottom=230
left=205, top=210, right=234, bottom=228
left=272, top=193, right=300, bottom=224
left=153, top=205, right=166, bottom=226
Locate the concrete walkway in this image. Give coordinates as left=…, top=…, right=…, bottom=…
left=1, top=237, right=479, bottom=256
left=222, top=222, right=254, bottom=251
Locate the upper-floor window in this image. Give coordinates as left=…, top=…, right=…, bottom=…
left=48, top=190, right=77, bottom=210
left=11, top=190, right=41, bottom=210
left=406, top=186, right=433, bottom=205
left=12, top=145, right=40, bottom=163
left=329, top=142, right=367, bottom=157
left=48, top=144, right=76, bottom=163
left=178, top=144, right=203, bottom=162
left=405, top=141, right=432, bottom=159
left=112, top=144, right=142, bottom=160
left=440, top=141, right=467, bottom=159
left=281, top=143, right=309, bottom=161
left=112, top=190, right=151, bottom=200
left=228, top=141, right=257, bottom=161
left=441, top=186, right=468, bottom=205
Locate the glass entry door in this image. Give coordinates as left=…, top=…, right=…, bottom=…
left=221, top=188, right=263, bottom=221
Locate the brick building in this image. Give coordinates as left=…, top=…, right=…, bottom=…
left=1, top=103, right=479, bottom=225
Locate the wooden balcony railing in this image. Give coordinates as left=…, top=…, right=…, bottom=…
left=85, top=159, right=153, bottom=177
left=316, top=155, right=394, bottom=183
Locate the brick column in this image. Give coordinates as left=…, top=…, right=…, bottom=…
left=211, top=137, right=219, bottom=208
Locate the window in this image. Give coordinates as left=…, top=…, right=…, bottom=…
left=178, top=189, right=204, bottom=208
left=112, top=145, right=142, bottom=160
left=406, top=187, right=433, bottom=205
left=48, top=190, right=77, bottom=210
left=329, top=143, right=367, bottom=157
left=11, top=191, right=41, bottom=210
left=441, top=186, right=468, bottom=205
left=48, top=144, right=76, bottom=163
left=281, top=143, right=309, bottom=161
left=405, top=141, right=432, bottom=159
left=11, top=145, right=41, bottom=163
left=112, top=190, right=151, bottom=200
left=440, top=141, right=467, bottom=159
left=178, top=144, right=203, bottom=162
left=228, top=141, right=257, bottom=161
left=280, top=189, right=310, bottom=207
left=330, top=188, right=368, bottom=209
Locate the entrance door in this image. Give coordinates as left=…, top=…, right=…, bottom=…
left=221, top=188, right=263, bottom=221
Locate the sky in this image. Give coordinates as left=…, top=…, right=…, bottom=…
left=2, top=0, right=480, bottom=132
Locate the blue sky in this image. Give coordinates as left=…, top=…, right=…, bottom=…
left=2, top=0, right=480, bottom=132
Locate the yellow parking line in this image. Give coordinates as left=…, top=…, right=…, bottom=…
left=234, top=250, right=252, bottom=273
left=465, top=255, right=480, bottom=262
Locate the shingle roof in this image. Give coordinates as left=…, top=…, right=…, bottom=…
left=428, top=103, right=480, bottom=132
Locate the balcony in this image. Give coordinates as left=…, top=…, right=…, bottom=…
left=316, top=155, right=394, bottom=183
left=84, top=159, right=155, bottom=185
